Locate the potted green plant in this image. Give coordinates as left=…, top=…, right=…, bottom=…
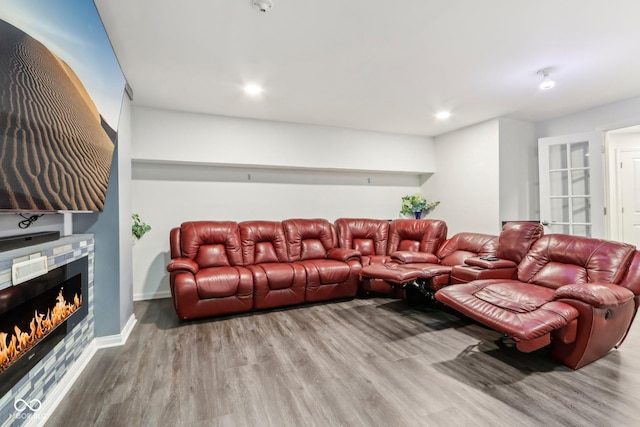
left=132, top=213, right=151, bottom=243
left=400, top=194, right=440, bottom=219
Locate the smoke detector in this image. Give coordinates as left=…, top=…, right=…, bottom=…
left=253, top=0, right=273, bottom=12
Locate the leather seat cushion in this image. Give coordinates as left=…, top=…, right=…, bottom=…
left=435, top=279, right=580, bottom=341
left=299, top=259, right=352, bottom=284
left=196, top=266, right=251, bottom=299
left=248, top=263, right=301, bottom=290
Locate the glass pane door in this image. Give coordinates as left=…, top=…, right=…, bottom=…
left=539, top=132, right=604, bottom=238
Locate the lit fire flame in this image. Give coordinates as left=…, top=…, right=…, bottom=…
left=0, top=289, right=81, bottom=373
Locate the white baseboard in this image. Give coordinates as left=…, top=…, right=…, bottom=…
left=26, top=314, right=138, bottom=426
left=26, top=341, right=98, bottom=427
left=133, top=289, right=171, bottom=301
left=94, top=314, right=137, bottom=349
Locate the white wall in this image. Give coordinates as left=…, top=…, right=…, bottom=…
left=0, top=213, right=65, bottom=238
left=131, top=106, right=435, bottom=300
left=424, top=120, right=501, bottom=236
left=498, top=118, right=538, bottom=222
left=536, top=96, right=640, bottom=138
left=132, top=106, right=436, bottom=173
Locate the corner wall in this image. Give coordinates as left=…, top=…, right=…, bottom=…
left=498, top=118, right=538, bottom=223
left=424, top=120, right=501, bottom=236
left=73, top=96, right=133, bottom=336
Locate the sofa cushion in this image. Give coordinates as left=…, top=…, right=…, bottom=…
left=283, top=218, right=337, bottom=261
left=496, top=222, right=544, bottom=264
left=437, top=232, right=497, bottom=266
left=473, top=282, right=553, bottom=313
left=249, top=263, right=303, bottom=291
left=335, top=218, right=389, bottom=256
left=195, top=266, right=252, bottom=299
left=300, top=258, right=360, bottom=301
left=354, top=238, right=374, bottom=255
left=517, top=235, right=636, bottom=288
left=387, top=219, right=447, bottom=254
left=240, top=221, right=290, bottom=265
left=180, top=221, right=244, bottom=267
left=300, top=259, right=352, bottom=284
left=619, top=251, right=640, bottom=296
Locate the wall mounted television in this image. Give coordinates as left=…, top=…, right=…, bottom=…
left=0, top=0, right=126, bottom=212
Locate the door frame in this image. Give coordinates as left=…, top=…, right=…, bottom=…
left=538, top=132, right=605, bottom=237
left=605, top=125, right=640, bottom=242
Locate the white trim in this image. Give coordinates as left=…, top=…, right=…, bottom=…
left=23, top=315, right=138, bottom=426
left=133, top=289, right=171, bottom=301
left=24, top=341, right=98, bottom=427
left=94, top=314, right=137, bottom=349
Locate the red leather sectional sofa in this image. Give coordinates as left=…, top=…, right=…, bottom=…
left=167, top=218, right=449, bottom=319
left=167, top=217, right=640, bottom=369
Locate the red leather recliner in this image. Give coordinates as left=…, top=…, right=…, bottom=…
left=240, top=220, right=306, bottom=310
left=387, top=219, right=448, bottom=256
left=167, top=221, right=253, bottom=320
left=357, top=219, right=449, bottom=295
left=359, top=231, right=496, bottom=294
left=282, top=218, right=361, bottom=302
left=436, top=234, right=637, bottom=369
left=335, top=218, right=401, bottom=296
left=335, top=218, right=389, bottom=266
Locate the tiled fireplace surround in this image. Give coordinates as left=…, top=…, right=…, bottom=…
left=0, top=235, right=95, bottom=427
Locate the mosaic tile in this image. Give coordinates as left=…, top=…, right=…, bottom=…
left=0, top=236, right=95, bottom=426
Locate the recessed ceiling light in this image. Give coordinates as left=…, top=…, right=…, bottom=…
left=435, top=111, right=451, bottom=120
left=243, top=84, right=263, bottom=96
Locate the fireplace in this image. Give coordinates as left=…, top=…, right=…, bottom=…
left=0, top=256, right=88, bottom=397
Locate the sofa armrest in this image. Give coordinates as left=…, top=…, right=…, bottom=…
left=167, top=258, right=200, bottom=274
left=391, top=251, right=439, bottom=264
left=554, top=282, right=634, bottom=308
left=465, top=257, right=517, bottom=269
left=327, top=248, right=361, bottom=262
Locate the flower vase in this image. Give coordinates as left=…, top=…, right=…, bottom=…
left=414, top=211, right=422, bottom=219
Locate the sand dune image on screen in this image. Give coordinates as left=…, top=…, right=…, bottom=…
left=0, top=19, right=116, bottom=211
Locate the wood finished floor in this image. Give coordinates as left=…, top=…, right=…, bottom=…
left=46, top=297, right=640, bottom=427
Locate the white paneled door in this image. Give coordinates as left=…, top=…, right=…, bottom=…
left=538, top=132, right=605, bottom=238
left=619, top=149, right=640, bottom=246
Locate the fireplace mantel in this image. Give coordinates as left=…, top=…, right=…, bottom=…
left=0, top=234, right=94, bottom=426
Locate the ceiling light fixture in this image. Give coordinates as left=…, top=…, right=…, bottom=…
left=252, top=0, right=273, bottom=12
left=537, top=68, right=555, bottom=91
left=243, top=84, right=264, bottom=96
left=435, top=111, right=451, bottom=120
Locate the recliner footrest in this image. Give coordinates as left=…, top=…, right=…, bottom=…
left=435, top=280, right=580, bottom=342
left=361, top=263, right=449, bottom=285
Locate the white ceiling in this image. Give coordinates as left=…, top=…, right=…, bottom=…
left=95, top=0, right=640, bottom=137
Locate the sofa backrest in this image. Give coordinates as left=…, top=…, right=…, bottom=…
left=240, top=221, right=290, bottom=265
left=517, top=234, right=636, bottom=289
left=335, top=218, right=389, bottom=256
left=177, top=221, right=244, bottom=267
left=496, top=222, right=544, bottom=264
left=282, top=218, right=338, bottom=261
left=387, top=219, right=447, bottom=254
left=619, top=251, right=640, bottom=297
left=437, top=233, right=497, bottom=266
